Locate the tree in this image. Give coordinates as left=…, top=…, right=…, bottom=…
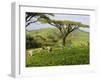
left=26, top=12, right=54, bottom=27
left=41, top=19, right=89, bottom=47
left=26, top=12, right=89, bottom=47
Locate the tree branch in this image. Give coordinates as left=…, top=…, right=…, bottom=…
left=26, top=16, right=33, bottom=22
left=26, top=20, right=38, bottom=27
left=68, top=25, right=79, bottom=33
left=47, top=20, right=56, bottom=27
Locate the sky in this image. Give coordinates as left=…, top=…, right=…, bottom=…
left=26, top=13, right=90, bottom=31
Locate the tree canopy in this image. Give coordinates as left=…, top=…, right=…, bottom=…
left=26, top=12, right=54, bottom=27
left=40, top=19, right=89, bottom=28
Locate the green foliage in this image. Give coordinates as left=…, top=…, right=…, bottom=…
left=26, top=35, right=42, bottom=49
left=26, top=28, right=89, bottom=67
left=47, top=30, right=62, bottom=42
left=26, top=47, right=89, bottom=67
left=40, top=19, right=89, bottom=27
left=40, top=19, right=89, bottom=47
left=26, top=12, right=89, bottom=67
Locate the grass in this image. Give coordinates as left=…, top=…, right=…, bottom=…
left=26, top=28, right=89, bottom=67
left=26, top=47, right=89, bottom=67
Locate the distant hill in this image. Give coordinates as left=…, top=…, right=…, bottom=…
left=26, top=27, right=89, bottom=47
left=78, top=27, right=89, bottom=33
left=26, top=27, right=89, bottom=38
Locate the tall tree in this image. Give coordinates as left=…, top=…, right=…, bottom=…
left=41, top=19, right=89, bottom=46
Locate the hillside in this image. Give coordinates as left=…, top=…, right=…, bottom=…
left=26, top=27, right=89, bottom=67
left=26, top=27, right=89, bottom=47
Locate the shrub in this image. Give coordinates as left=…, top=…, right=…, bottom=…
left=26, top=35, right=42, bottom=49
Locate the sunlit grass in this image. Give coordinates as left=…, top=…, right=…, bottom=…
left=26, top=46, right=89, bottom=67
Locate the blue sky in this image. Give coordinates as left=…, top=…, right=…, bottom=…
left=26, top=13, right=90, bottom=31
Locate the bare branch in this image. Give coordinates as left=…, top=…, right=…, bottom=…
left=26, top=16, right=33, bottom=22
left=26, top=20, right=38, bottom=27
left=69, top=25, right=79, bottom=33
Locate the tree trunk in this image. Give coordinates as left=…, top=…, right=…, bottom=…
left=62, top=33, right=69, bottom=47
left=62, top=36, right=66, bottom=47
